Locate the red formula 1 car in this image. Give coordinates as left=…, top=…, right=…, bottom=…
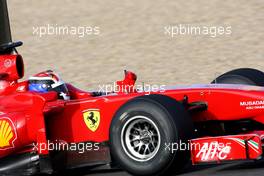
left=1, top=1, right=264, bottom=175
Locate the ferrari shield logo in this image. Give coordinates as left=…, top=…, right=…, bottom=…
left=83, top=109, right=100, bottom=132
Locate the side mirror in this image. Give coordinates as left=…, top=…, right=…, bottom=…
left=116, top=70, right=137, bottom=93
left=0, top=54, right=24, bottom=81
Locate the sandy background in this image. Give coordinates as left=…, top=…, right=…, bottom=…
left=7, top=0, right=263, bottom=90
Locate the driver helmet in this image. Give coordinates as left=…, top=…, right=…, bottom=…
left=28, top=70, right=70, bottom=100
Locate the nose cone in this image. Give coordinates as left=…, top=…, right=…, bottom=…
left=0, top=0, right=12, bottom=46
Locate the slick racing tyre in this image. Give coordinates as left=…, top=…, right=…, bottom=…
left=211, top=68, right=264, bottom=86
left=110, top=94, right=193, bottom=176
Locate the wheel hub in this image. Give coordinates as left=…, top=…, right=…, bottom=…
left=121, top=116, right=161, bottom=162
left=140, top=130, right=153, bottom=143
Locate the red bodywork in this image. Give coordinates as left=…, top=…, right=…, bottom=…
left=191, top=134, right=262, bottom=164
left=0, top=54, right=264, bottom=165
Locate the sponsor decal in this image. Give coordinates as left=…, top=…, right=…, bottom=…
left=240, top=100, right=264, bottom=106
left=83, top=109, right=100, bottom=132
left=0, top=117, right=17, bottom=150
left=4, top=59, right=12, bottom=68
left=196, top=142, right=231, bottom=161
left=16, top=85, right=26, bottom=92
left=240, top=100, right=264, bottom=110
left=192, top=135, right=262, bottom=163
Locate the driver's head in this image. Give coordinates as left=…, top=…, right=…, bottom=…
left=28, top=70, right=70, bottom=100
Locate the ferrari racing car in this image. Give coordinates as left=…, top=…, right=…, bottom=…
left=1, top=0, right=264, bottom=175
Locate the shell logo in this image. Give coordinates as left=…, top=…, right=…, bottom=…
left=0, top=118, right=17, bottom=150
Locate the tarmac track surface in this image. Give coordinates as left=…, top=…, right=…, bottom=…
left=46, top=159, right=264, bottom=176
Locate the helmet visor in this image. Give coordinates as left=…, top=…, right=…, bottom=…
left=28, top=80, right=55, bottom=92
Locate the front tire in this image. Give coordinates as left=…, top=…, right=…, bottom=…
left=110, top=94, right=193, bottom=176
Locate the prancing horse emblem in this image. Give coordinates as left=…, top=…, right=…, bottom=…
left=83, top=109, right=100, bottom=132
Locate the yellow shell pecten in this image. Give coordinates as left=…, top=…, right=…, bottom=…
left=0, top=119, right=14, bottom=148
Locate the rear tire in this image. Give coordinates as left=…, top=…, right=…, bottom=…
left=110, top=94, right=193, bottom=176
left=211, top=68, right=264, bottom=86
